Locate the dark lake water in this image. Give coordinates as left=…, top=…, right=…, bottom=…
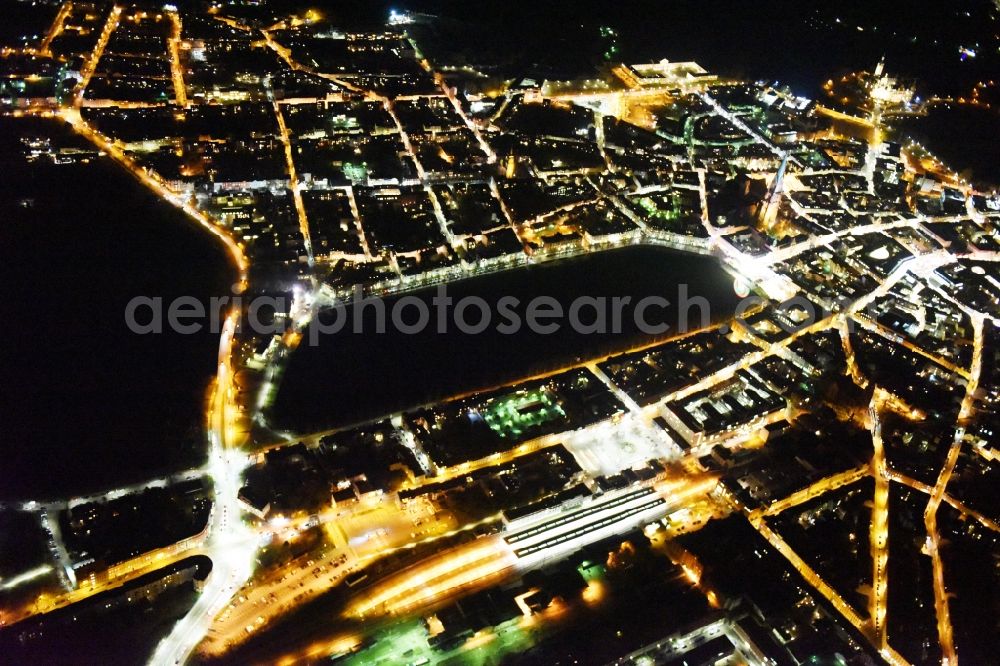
left=896, top=106, right=1000, bottom=188
left=270, top=245, right=740, bottom=432
left=0, top=117, right=234, bottom=500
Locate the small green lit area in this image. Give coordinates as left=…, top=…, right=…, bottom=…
left=577, top=560, right=606, bottom=583
left=481, top=389, right=566, bottom=439
left=342, top=161, right=368, bottom=183
left=331, top=114, right=360, bottom=131
left=341, top=616, right=537, bottom=666
left=637, top=193, right=683, bottom=220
